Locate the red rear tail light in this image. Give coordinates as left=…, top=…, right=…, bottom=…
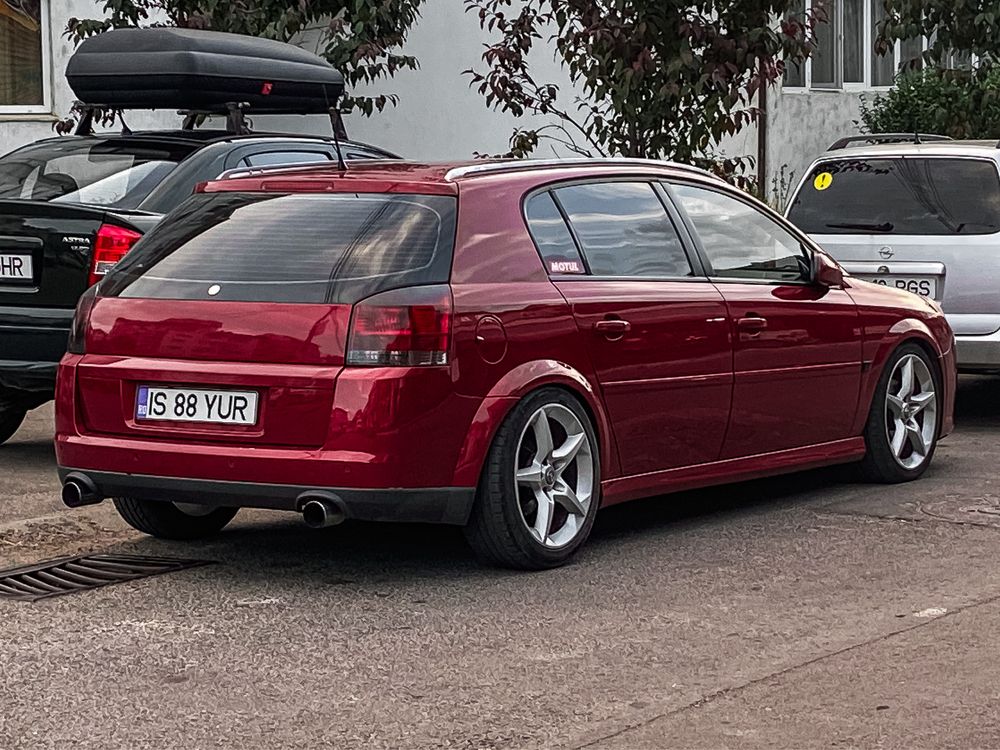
left=347, top=285, right=452, bottom=367
left=89, top=224, right=142, bottom=287
left=67, top=283, right=98, bottom=354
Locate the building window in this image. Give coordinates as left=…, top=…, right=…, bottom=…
left=785, top=0, right=925, bottom=90
left=0, top=0, right=50, bottom=113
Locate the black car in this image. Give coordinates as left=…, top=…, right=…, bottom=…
left=0, top=27, right=397, bottom=444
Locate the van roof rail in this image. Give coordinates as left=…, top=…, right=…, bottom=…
left=828, top=133, right=953, bottom=151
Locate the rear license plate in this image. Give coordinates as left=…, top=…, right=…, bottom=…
left=0, top=254, right=32, bottom=282
left=860, top=275, right=938, bottom=298
left=136, top=386, right=259, bottom=425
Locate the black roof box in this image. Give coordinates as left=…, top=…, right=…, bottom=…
left=66, top=28, right=345, bottom=115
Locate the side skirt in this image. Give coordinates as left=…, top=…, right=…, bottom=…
left=600, top=437, right=866, bottom=507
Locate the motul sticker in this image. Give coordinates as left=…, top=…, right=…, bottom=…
left=549, top=260, right=584, bottom=274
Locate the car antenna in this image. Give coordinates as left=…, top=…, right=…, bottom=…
left=328, top=106, right=348, bottom=172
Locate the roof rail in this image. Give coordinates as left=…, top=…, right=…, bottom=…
left=828, top=133, right=953, bottom=151
left=444, top=158, right=720, bottom=182
left=216, top=157, right=399, bottom=182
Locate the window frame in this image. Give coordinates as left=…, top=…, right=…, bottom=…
left=784, top=0, right=928, bottom=93
left=663, top=178, right=819, bottom=287
left=520, top=176, right=708, bottom=282
left=0, top=0, right=53, bottom=115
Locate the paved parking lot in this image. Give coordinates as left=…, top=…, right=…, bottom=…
left=2, top=378, right=1000, bottom=749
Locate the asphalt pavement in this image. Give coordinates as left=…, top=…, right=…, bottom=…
left=2, top=378, right=1000, bottom=749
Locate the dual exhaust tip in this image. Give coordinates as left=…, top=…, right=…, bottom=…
left=60, top=474, right=347, bottom=529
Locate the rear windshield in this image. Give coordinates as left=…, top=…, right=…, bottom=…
left=0, top=139, right=192, bottom=210
left=787, top=157, right=1000, bottom=236
left=101, top=192, right=457, bottom=304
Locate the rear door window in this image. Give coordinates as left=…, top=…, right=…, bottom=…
left=553, top=182, right=693, bottom=277
left=788, top=157, right=1000, bottom=235
left=102, top=192, right=457, bottom=304
left=524, top=192, right=586, bottom=274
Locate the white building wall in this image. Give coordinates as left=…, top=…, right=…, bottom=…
left=765, top=87, right=866, bottom=208
left=0, top=0, right=174, bottom=155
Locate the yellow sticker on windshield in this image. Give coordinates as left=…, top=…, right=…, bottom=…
left=814, top=172, right=834, bottom=191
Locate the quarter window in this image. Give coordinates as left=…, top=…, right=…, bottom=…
left=554, top=182, right=692, bottom=278
left=525, top=192, right=586, bottom=274
left=672, top=184, right=809, bottom=282
left=0, top=0, right=48, bottom=112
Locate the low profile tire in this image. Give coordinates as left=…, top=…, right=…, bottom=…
left=0, top=405, right=26, bottom=446
left=464, top=388, right=600, bottom=570
left=859, top=343, right=941, bottom=484
left=112, top=497, right=238, bottom=540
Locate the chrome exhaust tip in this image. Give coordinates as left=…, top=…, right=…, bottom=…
left=61, top=473, right=103, bottom=508
left=299, top=494, right=346, bottom=529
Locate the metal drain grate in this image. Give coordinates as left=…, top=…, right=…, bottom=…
left=0, top=553, right=213, bottom=602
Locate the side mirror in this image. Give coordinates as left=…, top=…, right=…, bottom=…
left=812, top=251, right=845, bottom=288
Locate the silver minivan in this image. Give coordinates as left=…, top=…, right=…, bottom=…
left=787, top=138, right=1000, bottom=372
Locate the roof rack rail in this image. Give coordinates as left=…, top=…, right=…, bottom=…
left=828, top=133, right=953, bottom=151
left=444, top=158, right=720, bottom=182
left=217, top=157, right=399, bottom=182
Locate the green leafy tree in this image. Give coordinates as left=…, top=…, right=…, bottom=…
left=67, top=0, right=424, bottom=118
left=878, top=1, right=999, bottom=66
left=863, top=1, right=1000, bottom=139
left=465, top=0, right=818, bottom=183
left=859, top=66, right=1000, bottom=139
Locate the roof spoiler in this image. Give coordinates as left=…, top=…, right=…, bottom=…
left=828, top=133, right=953, bottom=151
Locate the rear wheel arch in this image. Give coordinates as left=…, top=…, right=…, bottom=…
left=451, top=362, right=617, bottom=488
left=463, top=385, right=602, bottom=568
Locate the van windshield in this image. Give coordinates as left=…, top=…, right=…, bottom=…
left=787, top=157, right=1000, bottom=236
left=101, top=192, right=457, bottom=305
left=0, top=139, right=193, bottom=210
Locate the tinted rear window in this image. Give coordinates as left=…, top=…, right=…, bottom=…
left=102, top=192, right=456, bottom=304
left=788, top=157, right=1000, bottom=236
left=0, top=139, right=193, bottom=209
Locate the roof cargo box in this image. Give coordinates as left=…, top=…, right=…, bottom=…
left=66, top=28, right=345, bottom=115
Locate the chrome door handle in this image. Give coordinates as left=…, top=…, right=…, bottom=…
left=594, top=319, right=631, bottom=339
left=737, top=316, right=767, bottom=333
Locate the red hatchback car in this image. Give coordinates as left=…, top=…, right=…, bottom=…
left=55, top=159, right=956, bottom=568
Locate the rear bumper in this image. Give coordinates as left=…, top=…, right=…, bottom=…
left=0, top=305, right=72, bottom=395
left=955, top=330, right=1000, bottom=372
left=0, top=360, right=57, bottom=395
left=57, top=467, right=476, bottom=525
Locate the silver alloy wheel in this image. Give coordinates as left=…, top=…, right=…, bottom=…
left=885, top=354, right=938, bottom=470
left=514, top=403, right=595, bottom=548
left=172, top=502, right=218, bottom=517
